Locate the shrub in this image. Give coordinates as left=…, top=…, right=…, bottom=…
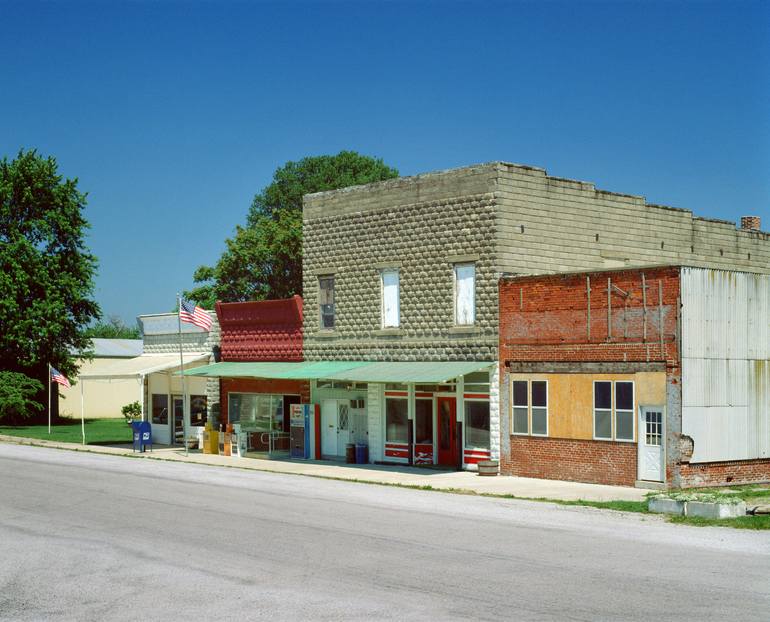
left=0, top=372, right=44, bottom=423
left=121, top=401, right=142, bottom=424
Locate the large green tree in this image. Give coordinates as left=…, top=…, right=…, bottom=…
left=0, top=149, right=100, bottom=418
left=186, top=151, right=398, bottom=306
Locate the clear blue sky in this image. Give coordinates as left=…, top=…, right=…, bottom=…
left=1, top=0, right=767, bottom=325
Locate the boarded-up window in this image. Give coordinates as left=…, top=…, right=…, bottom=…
left=319, top=276, right=335, bottom=329
left=381, top=269, right=400, bottom=328
left=454, top=263, right=475, bottom=325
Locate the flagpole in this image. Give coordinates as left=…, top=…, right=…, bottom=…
left=177, top=294, right=189, bottom=457
left=80, top=380, right=85, bottom=445
left=48, top=363, right=52, bottom=434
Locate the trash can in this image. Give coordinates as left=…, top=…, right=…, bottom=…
left=355, top=443, right=368, bottom=465
left=345, top=443, right=356, bottom=463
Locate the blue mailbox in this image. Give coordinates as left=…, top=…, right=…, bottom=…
left=131, top=421, right=152, bottom=452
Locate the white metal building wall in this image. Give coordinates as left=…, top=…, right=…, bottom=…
left=681, top=267, right=770, bottom=462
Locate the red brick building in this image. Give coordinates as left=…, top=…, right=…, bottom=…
left=499, top=266, right=770, bottom=488
left=215, top=296, right=309, bottom=452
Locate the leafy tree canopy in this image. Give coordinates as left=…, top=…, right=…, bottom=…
left=186, top=151, right=398, bottom=307
left=0, top=149, right=100, bottom=385
left=84, top=315, right=140, bottom=340
left=0, top=371, right=44, bottom=424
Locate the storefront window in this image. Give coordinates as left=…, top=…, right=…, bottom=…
left=190, top=395, right=207, bottom=427
left=414, top=399, right=433, bottom=444
left=464, top=401, right=490, bottom=448
left=464, top=371, right=490, bottom=394
left=152, top=394, right=168, bottom=425
left=229, top=393, right=283, bottom=431
left=385, top=398, right=408, bottom=443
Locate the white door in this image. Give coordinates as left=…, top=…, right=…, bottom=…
left=321, top=400, right=339, bottom=458
left=336, top=402, right=351, bottom=455
left=638, top=407, right=665, bottom=482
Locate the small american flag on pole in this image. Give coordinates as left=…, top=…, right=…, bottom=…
left=180, top=298, right=213, bottom=331
left=50, top=366, right=71, bottom=388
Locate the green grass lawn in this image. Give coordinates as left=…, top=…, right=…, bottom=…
left=0, top=417, right=132, bottom=445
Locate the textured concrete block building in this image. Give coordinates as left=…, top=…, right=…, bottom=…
left=301, top=161, right=768, bottom=471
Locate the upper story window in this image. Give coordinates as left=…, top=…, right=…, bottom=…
left=318, top=276, right=335, bottom=329
left=454, top=263, right=475, bottom=325
left=381, top=269, right=400, bottom=328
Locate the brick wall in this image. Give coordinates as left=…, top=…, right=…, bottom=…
left=499, top=266, right=681, bottom=486
left=503, top=436, right=637, bottom=487
left=679, top=459, right=770, bottom=488
left=499, top=266, right=681, bottom=366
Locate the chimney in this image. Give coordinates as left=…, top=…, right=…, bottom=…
left=740, top=215, right=761, bottom=231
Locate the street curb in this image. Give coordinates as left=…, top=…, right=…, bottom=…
left=0, top=434, right=649, bottom=512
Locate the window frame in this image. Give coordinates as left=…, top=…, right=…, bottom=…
left=318, top=275, right=335, bottom=330
left=414, top=396, right=434, bottom=446
left=592, top=381, right=613, bottom=441
left=614, top=381, right=635, bottom=443
left=510, top=379, right=548, bottom=437
left=380, top=268, right=400, bottom=328
left=463, top=397, right=490, bottom=450
left=189, top=394, right=208, bottom=428
left=592, top=380, right=635, bottom=442
left=530, top=380, right=549, bottom=437
left=151, top=393, right=169, bottom=425
left=453, top=263, right=476, bottom=326
left=384, top=396, right=409, bottom=444
left=511, top=379, right=530, bottom=436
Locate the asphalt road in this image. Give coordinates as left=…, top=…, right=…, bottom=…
left=0, top=444, right=768, bottom=621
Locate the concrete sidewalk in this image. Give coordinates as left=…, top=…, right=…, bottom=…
left=0, top=434, right=647, bottom=502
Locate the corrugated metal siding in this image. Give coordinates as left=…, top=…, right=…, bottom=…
left=681, top=267, right=770, bottom=462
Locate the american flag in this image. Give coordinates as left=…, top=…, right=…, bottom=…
left=50, top=366, right=71, bottom=388
left=180, top=298, right=212, bottom=331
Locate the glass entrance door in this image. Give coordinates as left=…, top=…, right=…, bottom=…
left=437, top=397, right=458, bottom=467
left=172, top=395, right=184, bottom=445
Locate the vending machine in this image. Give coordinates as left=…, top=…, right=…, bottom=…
left=290, top=403, right=311, bottom=459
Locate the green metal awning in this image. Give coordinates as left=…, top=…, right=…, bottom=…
left=321, top=361, right=494, bottom=383
left=183, top=360, right=493, bottom=383
left=182, top=361, right=368, bottom=379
